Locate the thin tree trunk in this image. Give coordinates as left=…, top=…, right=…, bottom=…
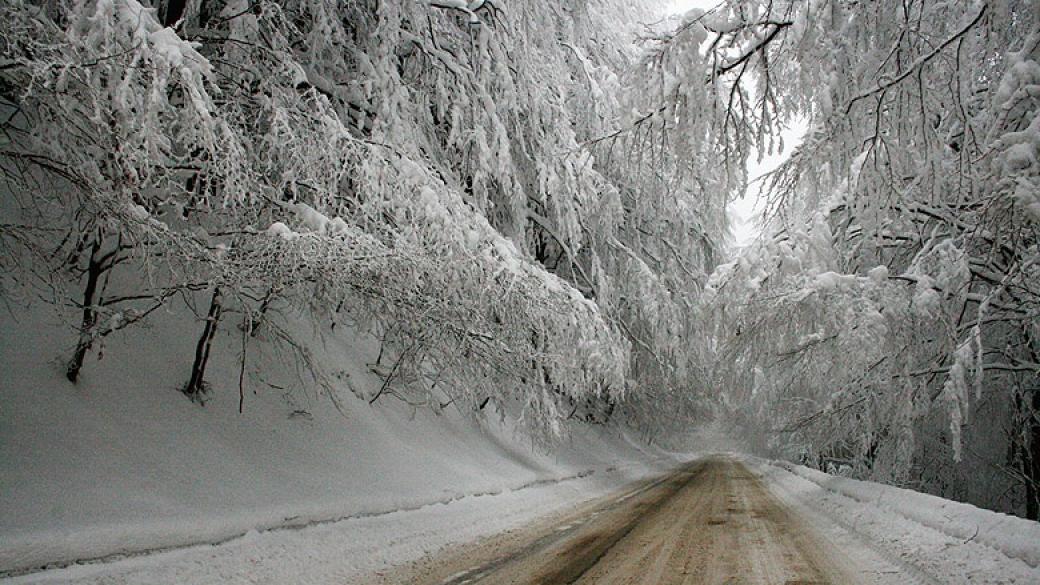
left=239, top=315, right=248, bottom=413
left=66, top=239, right=103, bottom=383
left=1026, top=389, right=1040, bottom=521
left=249, top=286, right=276, bottom=337
left=183, top=287, right=223, bottom=402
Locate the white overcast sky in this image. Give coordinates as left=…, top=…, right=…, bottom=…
left=662, top=0, right=804, bottom=249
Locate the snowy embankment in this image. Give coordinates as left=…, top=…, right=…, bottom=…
left=753, top=458, right=1040, bottom=585
left=772, top=460, right=1040, bottom=567
left=0, top=302, right=682, bottom=580
left=1, top=464, right=674, bottom=585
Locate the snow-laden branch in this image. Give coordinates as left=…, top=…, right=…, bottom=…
left=844, top=5, right=988, bottom=114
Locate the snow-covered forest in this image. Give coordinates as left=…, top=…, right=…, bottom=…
left=0, top=1, right=1038, bottom=571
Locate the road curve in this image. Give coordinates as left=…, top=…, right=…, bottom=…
left=369, top=457, right=893, bottom=585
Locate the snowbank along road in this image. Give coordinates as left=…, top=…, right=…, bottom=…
left=373, top=456, right=908, bottom=585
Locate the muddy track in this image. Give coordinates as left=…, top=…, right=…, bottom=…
left=373, top=457, right=894, bottom=585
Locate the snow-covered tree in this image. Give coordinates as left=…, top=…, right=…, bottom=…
left=0, top=0, right=736, bottom=441
left=681, top=0, right=1040, bottom=517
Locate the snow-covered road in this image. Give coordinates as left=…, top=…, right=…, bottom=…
left=369, top=456, right=909, bottom=585
left=5, top=454, right=1039, bottom=585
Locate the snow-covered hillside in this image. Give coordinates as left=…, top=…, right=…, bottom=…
left=0, top=301, right=681, bottom=577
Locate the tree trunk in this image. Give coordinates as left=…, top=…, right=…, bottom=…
left=66, top=239, right=103, bottom=383
left=1026, top=389, right=1040, bottom=521
left=183, top=287, right=223, bottom=402
left=249, top=286, right=277, bottom=337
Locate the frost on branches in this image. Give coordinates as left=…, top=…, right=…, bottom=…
left=0, top=0, right=725, bottom=441
left=691, top=0, right=1040, bottom=518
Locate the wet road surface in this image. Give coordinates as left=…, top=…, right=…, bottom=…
left=369, top=457, right=890, bottom=585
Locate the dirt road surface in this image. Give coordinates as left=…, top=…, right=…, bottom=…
left=370, top=456, right=903, bottom=585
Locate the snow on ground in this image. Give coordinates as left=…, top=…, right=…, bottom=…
left=1, top=464, right=674, bottom=585
left=751, top=457, right=1040, bottom=585
left=0, top=297, right=682, bottom=580
left=4, top=296, right=1039, bottom=585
